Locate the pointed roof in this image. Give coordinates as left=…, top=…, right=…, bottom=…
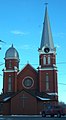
left=17, top=63, right=37, bottom=75
left=40, top=6, right=54, bottom=50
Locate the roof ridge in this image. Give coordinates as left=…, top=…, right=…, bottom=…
left=17, top=63, right=37, bottom=75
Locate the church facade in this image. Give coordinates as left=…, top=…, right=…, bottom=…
left=0, top=6, right=58, bottom=115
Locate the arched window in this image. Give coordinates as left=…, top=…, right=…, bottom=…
left=9, top=60, right=12, bottom=68
left=46, top=73, right=49, bottom=91
left=8, top=76, right=12, bottom=92
left=48, top=56, right=51, bottom=64
left=43, top=56, right=46, bottom=64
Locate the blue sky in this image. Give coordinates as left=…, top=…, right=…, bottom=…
left=0, top=0, right=66, bottom=103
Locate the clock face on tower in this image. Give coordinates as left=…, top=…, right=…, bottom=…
left=44, top=47, right=50, bottom=53
left=22, top=77, right=34, bottom=88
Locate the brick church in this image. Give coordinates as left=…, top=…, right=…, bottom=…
left=0, top=6, right=58, bottom=115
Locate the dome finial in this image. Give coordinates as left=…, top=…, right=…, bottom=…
left=12, top=44, right=13, bottom=48
left=5, top=44, right=19, bottom=60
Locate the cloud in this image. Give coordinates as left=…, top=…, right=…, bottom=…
left=11, top=30, right=29, bottom=36
left=56, top=45, right=60, bottom=48
left=53, top=32, right=66, bottom=38
left=18, top=44, right=36, bottom=50
left=21, top=45, right=30, bottom=50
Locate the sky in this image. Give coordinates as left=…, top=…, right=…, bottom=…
left=0, top=0, right=66, bottom=103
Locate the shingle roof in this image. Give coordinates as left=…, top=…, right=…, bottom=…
left=0, top=90, right=57, bottom=103
left=0, top=92, right=13, bottom=102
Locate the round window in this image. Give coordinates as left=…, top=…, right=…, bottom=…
left=23, top=78, right=33, bottom=88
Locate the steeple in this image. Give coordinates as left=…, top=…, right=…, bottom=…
left=38, top=5, right=58, bottom=97
left=40, top=5, right=54, bottom=50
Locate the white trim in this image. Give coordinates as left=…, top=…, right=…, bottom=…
left=5, top=57, right=20, bottom=60
left=39, top=51, right=56, bottom=55
left=37, top=96, right=50, bottom=101
left=53, top=64, right=57, bottom=67
left=4, top=70, right=17, bottom=72
left=47, top=92, right=58, bottom=96
left=22, top=76, right=34, bottom=89
left=3, top=97, right=11, bottom=102
left=38, top=67, right=57, bottom=70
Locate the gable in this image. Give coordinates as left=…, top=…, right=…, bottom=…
left=17, top=64, right=38, bottom=91
left=18, top=63, right=37, bottom=75
left=11, top=90, right=37, bottom=100
left=11, top=90, right=37, bottom=114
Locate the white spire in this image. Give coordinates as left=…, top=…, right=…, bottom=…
left=40, top=6, right=54, bottom=50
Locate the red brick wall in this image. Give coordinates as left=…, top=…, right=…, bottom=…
left=38, top=69, right=58, bottom=93
left=3, top=58, right=19, bottom=93
left=17, top=64, right=38, bottom=91
left=3, top=101, right=11, bottom=115
left=11, top=91, right=37, bottom=115
left=5, top=59, right=19, bottom=70
left=3, top=72, right=17, bottom=93
left=39, top=53, right=56, bottom=67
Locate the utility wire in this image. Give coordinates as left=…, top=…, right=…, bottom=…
left=57, top=62, right=66, bottom=64
left=20, top=62, right=66, bottom=66
left=0, top=63, right=5, bottom=66
left=59, top=83, right=66, bottom=85
left=0, top=61, right=66, bottom=66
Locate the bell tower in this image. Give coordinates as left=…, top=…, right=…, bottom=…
left=3, top=44, right=20, bottom=93
left=38, top=6, right=58, bottom=99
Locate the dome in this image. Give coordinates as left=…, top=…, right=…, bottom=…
left=5, top=44, right=19, bottom=60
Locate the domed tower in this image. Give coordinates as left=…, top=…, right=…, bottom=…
left=3, top=44, right=20, bottom=93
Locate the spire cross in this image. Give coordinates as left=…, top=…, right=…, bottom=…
left=45, top=2, right=48, bottom=7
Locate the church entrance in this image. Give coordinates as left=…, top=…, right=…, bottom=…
left=20, top=93, right=29, bottom=114
left=11, top=90, right=37, bottom=115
